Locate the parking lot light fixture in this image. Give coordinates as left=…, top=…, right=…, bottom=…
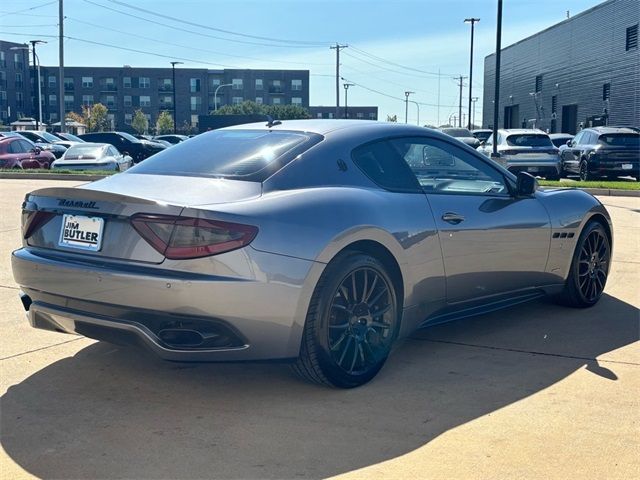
left=404, top=91, right=414, bottom=124
left=464, top=18, right=480, bottom=131
left=170, top=61, right=183, bottom=134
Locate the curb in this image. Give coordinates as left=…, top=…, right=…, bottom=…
left=1, top=174, right=639, bottom=197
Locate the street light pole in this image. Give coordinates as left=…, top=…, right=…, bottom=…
left=464, top=18, right=480, bottom=130
left=170, top=61, right=183, bottom=134
left=404, top=91, right=414, bottom=124
left=409, top=100, right=420, bottom=126
left=471, top=96, right=479, bottom=127
left=492, top=0, right=503, bottom=157
left=29, top=40, right=46, bottom=130
left=343, top=83, right=354, bottom=118
left=214, top=83, right=233, bottom=112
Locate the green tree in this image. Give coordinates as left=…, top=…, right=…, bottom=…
left=85, top=103, right=109, bottom=132
left=386, top=114, right=397, bottom=122
left=131, top=109, right=149, bottom=134
left=65, top=111, right=85, bottom=125
left=212, top=101, right=310, bottom=120
left=155, top=110, right=174, bottom=134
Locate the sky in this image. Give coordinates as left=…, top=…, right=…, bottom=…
left=2, top=0, right=604, bottom=126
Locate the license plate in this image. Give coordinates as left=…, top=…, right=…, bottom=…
left=528, top=167, right=539, bottom=172
left=59, top=214, right=104, bottom=251
left=622, top=164, right=633, bottom=170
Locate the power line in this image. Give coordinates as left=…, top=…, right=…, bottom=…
left=340, top=76, right=442, bottom=108
left=0, top=0, right=56, bottom=18
left=349, top=45, right=458, bottom=77
left=81, top=0, right=329, bottom=49
left=106, top=0, right=332, bottom=46
left=65, top=17, right=332, bottom=67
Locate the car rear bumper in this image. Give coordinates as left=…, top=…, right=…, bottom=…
left=11, top=247, right=320, bottom=361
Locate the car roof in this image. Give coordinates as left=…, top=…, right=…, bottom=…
left=584, top=126, right=639, bottom=134
left=498, top=129, right=547, bottom=135
left=67, top=142, right=109, bottom=148
left=472, top=129, right=493, bottom=132
left=548, top=133, right=574, bottom=138
left=223, top=119, right=441, bottom=138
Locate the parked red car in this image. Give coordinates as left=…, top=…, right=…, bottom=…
left=0, top=137, right=55, bottom=169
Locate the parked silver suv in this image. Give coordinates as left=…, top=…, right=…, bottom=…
left=478, top=129, right=561, bottom=180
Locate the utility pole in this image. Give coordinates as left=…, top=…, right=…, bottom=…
left=343, top=82, right=354, bottom=119
left=456, top=75, right=467, bottom=127
left=170, top=61, right=183, bottom=134
left=464, top=18, right=480, bottom=130
left=58, top=0, right=64, bottom=133
left=330, top=44, right=347, bottom=119
left=492, top=0, right=503, bottom=157
left=404, top=91, right=414, bottom=124
left=437, top=68, right=441, bottom=126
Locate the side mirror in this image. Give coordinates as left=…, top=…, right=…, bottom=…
left=479, top=140, right=486, bottom=147
left=516, top=171, right=538, bottom=196
left=124, top=155, right=132, bottom=162
left=31, top=147, right=41, bottom=155
left=566, top=139, right=573, bottom=147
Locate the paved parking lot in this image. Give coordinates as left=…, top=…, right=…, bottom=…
left=1, top=179, right=638, bottom=480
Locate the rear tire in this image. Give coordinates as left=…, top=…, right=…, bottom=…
left=579, top=160, right=593, bottom=181
left=556, top=221, right=610, bottom=308
left=293, top=251, right=400, bottom=388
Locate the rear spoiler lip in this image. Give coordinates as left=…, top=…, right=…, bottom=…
left=26, top=186, right=161, bottom=207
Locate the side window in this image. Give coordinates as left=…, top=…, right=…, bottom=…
left=108, top=146, right=119, bottom=156
left=19, top=140, right=34, bottom=152
left=391, top=137, right=509, bottom=196
left=486, top=134, right=493, bottom=145
left=8, top=140, right=24, bottom=154
left=573, top=131, right=584, bottom=145
left=351, top=139, right=422, bottom=192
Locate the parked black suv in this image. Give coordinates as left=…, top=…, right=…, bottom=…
left=561, top=127, right=639, bottom=181
left=78, top=132, right=165, bottom=163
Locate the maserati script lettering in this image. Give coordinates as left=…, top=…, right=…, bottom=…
left=57, top=199, right=99, bottom=209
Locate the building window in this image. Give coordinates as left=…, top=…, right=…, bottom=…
left=107, top=113, right=115, bottom=129
left=48, top=75, right=56, bottom=87
left=232, top=96, right=243, bottom=105
left=103, top=78, right=116, bottom=91
left=160, top=95, right=173, bottom=107
left=49, top=94, right=57, bottom=106
left=123, top=77, right=132, bottom=89
left=123, top=95, right=132, bottom=107
left=64, top=94, right=74, bottom=110
left=292, top=97, right=302, bottom=105
left=64, top=77, right=74, bottom=90
left=551, top=95, right=557, bottom=114
left=535, top=75, right=542, bottom=93
left=16, top=92, right=24, bottom=108
left=328, top=112, right=334, bottom=119
left=160, top=78, right=172, bottom=91
left=15, top=73, right=23, bottom=89
left=602, top=83, right=611, bottom=101
left=139, top=77, right=150, bottom=89
left=144, top=113, right=151, bottom=123
left=316, top=113, right=323, bottom=118
left=49, top=112, right=57, bottom=122
left=191, top=114, right=199, bottom=127
left=0, top=52, right=5, bottom=68
left=626, top=24, right=638, bottom=50
left=13, top=53, right=23, bottom=69
left=232, top=78, right=243, bottom=90
left=211, top=78, right=221, bottom=88
left=272, top=97, right=282, bottom=105
left=124, top=113, right=132, bottom=125
left=139, top=95, right=151, bottom=107
left=82, top=95, right=94, bottom=106
left=104, top=95, right=116, bottom=108
left=368, top=113, right=376, bottom=120
left=255, top=79, right=263, bottom=90
left=190, top=78, right=201, bottom=93
left=190, top=96, right=202, bottom=110
left=82, top=76, right=93, bottom=88
left=0, top=111, right=7, bottom=121
left=357, top=112, right=364, bottom=119
left=291, top=79, right=302, bottom=91
left=255, top=97, right=263, bottom=104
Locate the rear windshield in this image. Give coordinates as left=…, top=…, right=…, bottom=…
left=443, top=128, right=472, bottom=137
left=60, top=132, right=85, bottom=142
left=598, top=134, right=639, bottom=147
left=129, top=129, right=322, bottom=181
left=550, top=136, right=572, bottom=147
left=506, top=134, right=553, bottom=147
left=64, top=145, right=106, bottom=159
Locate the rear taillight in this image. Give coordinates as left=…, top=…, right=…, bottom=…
left=23, top=211, right=56, bottom=239
left=131, top=214, right=258, bottom=259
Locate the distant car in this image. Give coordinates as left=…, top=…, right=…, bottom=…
left=560, top=127, right=639, bottom=181
left=79, top=131, right=165, bottom=163
left=549, top=133, right=574, bottom=148
left=440, top=128, right=481, bottom=148
left=472, top=129, right=493, bottom=143
left=154, top=134, right=189, bottom=145
left=52, top=132, right=86, bottom=143
left=477, top=129, right=561, bottom=180
left=0, top=137, right=55, bottom=169
left=15, top=131, right=68, bottom=158
left=52, top=143, right=133, bottom=171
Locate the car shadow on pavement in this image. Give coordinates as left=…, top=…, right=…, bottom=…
left=1, top=293, right=638, bottom=480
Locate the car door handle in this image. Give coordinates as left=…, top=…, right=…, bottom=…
left=442, top=212, right=465, bottom=224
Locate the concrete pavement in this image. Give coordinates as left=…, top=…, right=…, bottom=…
left=0, top=179, right=638, bottom=480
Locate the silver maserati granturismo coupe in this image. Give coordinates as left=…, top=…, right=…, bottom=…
left=11, top=120, right=612, bottom=388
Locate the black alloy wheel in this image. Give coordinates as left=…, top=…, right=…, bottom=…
left=294, top=252, right=399, bottom=388
left=579, top=161, right=592, bottom=181
left=557, top=221, right=610, bottom=308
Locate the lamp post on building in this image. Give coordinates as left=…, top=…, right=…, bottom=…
left=343, top=82, right=354, bottom=118
left=404, top=91, right=414, bottom=124
left=214, top=83, right=233, bottom=112
left=170, top=61, right=183, bottom=134
left=464, top=18, right=480, bottom=130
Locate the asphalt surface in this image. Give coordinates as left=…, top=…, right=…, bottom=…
left=0, top=179, right=638, bottom=480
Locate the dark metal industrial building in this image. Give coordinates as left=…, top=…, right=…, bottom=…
left=482, top=0, right=639, bottom=134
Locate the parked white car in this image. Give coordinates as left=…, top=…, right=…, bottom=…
left=477, top=129, right=561, bottom=180
left=52, top=143, right=133, bottom=171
